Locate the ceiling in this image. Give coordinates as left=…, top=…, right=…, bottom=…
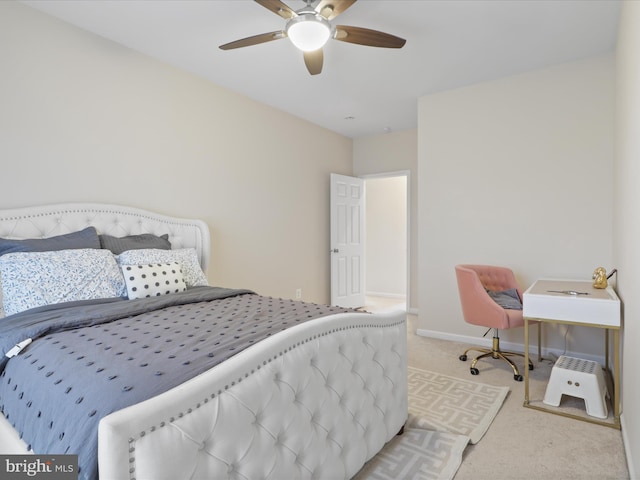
left=21, top=0, right=621, bottom=138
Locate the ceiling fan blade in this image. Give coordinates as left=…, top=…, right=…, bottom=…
left=254, top=0, right=296, bottom=19
left=219, top=31, right=286, bottom=50
left=303, top=49, right=323, bottom=75
left=315, top=0, right=357, bottom=20
left=335, top=25, right=406, bottom=48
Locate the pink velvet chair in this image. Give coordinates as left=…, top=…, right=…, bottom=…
left=455, top=264, right=540, bottom=381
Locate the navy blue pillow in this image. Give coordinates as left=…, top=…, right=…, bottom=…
left=0, top=226, right=100, bottom=256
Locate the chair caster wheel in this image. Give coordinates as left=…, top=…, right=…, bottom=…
left=514, top=374, right=523, bottom=382
left=459, top=354, right=468, bottom=362
left=470, top=367, right=479, bottom=375
left=529, top=364, right=534, bottom=370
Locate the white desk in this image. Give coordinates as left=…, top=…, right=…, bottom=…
left=523, top=279, right=621, bottom=429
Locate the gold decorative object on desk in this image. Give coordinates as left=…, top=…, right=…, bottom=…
left=592, top=267, right=608, bottom=289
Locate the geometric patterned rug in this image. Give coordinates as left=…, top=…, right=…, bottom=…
left=353, top=367, right=509, bottom=480
left=405, top=367, right=510, bottom=444
left=353, top=428, right=469, bottom=480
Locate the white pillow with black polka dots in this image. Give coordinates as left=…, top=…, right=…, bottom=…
left=121, top=262, right=187, bottom=299
left=117, top=248, right=208, bottom=287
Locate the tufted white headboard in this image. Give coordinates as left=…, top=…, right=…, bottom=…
left=0, top=203, right=210, bottom=271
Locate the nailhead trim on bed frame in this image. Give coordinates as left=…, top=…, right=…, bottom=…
left=106, top=315, right=407, bottom=480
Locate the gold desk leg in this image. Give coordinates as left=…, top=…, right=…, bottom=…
left=614, top=328, right=621, bottom=427
left=524, top=317, right=530, bottom=405
left=605, top=329, right=609, bottom=372
left=538, top=321, right=542, bottom=362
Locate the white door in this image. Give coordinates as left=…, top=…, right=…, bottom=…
left=330, top=173, right=365, bottom=308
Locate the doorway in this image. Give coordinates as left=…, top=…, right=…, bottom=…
left=364, top=173, right=408, bottom=312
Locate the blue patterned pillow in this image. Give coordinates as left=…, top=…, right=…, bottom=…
left=0, top=249, right=126, bottom=316
left=0, top=227, right=101, bottom=318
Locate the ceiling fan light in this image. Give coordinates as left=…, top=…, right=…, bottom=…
left=286, top=14, right=331, bottom=52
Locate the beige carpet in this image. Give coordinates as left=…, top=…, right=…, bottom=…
left=405, top=315, right=630, bottom=480
left=355, top=308, right=629, bottom=479
left=354, top=367, right=509, bottom=479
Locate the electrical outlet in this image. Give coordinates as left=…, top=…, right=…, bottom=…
left=295, top=288, right=302, bottom=299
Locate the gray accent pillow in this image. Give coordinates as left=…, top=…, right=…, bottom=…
left=0, top=226, right=100, bottom=256
left=487, top=288, right=523, bottom=310
left=100, top=233, right=171, bottom=255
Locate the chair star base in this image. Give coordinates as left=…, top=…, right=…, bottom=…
left=459, top=332, right=533, bottom=382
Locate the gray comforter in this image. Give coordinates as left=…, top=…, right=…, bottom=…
left=0, top=286, right=354, bottom=479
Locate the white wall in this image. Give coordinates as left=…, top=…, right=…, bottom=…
left=418, top=55, right=615, bottom=356
left=614, top=1, right=640, bottom=475
left=365, top=176, right=407, bottom=297
left=353, top=129, right=418, bottom=311
left=0, top=2, right=353, bottom=304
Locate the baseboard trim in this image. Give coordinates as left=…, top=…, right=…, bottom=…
left=366, top=291, right=406, bottom=299
left=415, top=328, right=606, bottom=365
left=620, top=413, right=637, bottom=480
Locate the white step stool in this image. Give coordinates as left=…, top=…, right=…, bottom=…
left=543, top=355, right=609, bottom=419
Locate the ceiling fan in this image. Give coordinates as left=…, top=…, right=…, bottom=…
left=219, top=0, right=406, bottom=75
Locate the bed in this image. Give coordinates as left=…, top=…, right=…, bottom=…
left=0, top=202, right=407, bottom=480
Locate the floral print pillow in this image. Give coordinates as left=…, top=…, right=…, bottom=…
left=0, top=249, right=126, bottom=316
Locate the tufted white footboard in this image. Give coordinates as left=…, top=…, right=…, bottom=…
left=98, top=309, right=407, bottom=480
